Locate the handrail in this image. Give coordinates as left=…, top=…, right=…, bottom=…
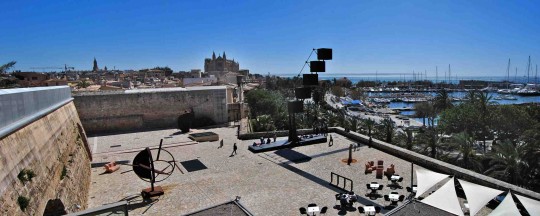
left=66, top=201, right=128, bottom=216
left=330, top=172, right=354, bottom=192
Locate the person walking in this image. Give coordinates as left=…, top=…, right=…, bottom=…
left=231, top=143, right=238, bottom=156
left=328, top=135, right=334, bottom=147
left=218, top=139, right=224, bottom=148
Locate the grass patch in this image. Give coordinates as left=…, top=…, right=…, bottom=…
left=60, top=166, right=67, bottom=180
left=18, top=196, right=30, bottom=211
left=17, top=169, right=37, bottom=183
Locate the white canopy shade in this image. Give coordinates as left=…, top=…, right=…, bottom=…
left=458, top=179, right=503, bottom=216
left=421, top=177, right=464, bottom=216
left=516, top=194, right=540, bottom=216
left=415, top=166, right=449, bottom=198
left=489, top=192, right=521, bottom=216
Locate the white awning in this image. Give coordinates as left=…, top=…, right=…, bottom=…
left=421, top=177, right=464, bottom=216
left=516, top=194, right=540, bottom=216
left=458, top=179, right=503, bottom=216
left=415, top=166, right=449, bottom=198
left=489, top=192, right=521, bottom=216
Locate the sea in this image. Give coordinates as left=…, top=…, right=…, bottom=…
left=278, top=74, right=539, bottom=85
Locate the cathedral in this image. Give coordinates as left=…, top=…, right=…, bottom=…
left=204, top=51, right=239, bottom=73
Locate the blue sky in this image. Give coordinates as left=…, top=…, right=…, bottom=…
left=1, top=0, right=539, bottom=77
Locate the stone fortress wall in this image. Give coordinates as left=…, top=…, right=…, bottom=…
left=73, top=86, right=229, bottom=135
left=0, top=86, right=92, bottom=215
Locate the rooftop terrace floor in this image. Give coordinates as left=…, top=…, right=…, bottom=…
left=88, top=127, right=492, bottom=215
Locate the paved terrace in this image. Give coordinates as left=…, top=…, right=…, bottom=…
left=88, top=127, right=491, bottom=215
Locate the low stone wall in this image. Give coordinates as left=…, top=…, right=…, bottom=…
left=0, top=102, right=91, bottom=215
left=329, top=127, right=540, bottom=201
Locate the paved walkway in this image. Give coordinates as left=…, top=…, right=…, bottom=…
left=88, top=128, right=419, bottom=215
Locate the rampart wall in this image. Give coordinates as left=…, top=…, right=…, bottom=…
left=0, top=94, right=91, bottom=215
left=73, top=86, right=228, bottom=135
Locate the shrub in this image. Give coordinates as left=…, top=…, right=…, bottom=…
left=18, top=196, right=29, bottom=211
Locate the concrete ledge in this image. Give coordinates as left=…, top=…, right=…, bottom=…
left=0, top=98, right=73, bottom=139
left=329, top=127, right=540, bottom=201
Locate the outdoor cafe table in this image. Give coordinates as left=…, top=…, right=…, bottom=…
left=307, top=206, right=319, bottom=215
left=389, top=193, right=399, bottom=201
left=369, top=183, right=380, bottom=193
left=390, top=175, right=400, bottom=182
left=363, top=206, right=376, bottom=215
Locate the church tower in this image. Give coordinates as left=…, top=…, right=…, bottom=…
left=223, top=52, right=227, bottom=60
left=92, top=58, right=99, bottom=72
left=212, top=51, right=216, bottom=60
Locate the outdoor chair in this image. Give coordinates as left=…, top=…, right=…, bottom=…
left=365, top=164, right=373, bottom=174
left=299, top=207, right=307, bottom=214
left=335, top=193, right=341, bottom=205
left=308, top=203, right=317, bottom=207
left=320, top=206, right=328, bottom=214
left=377, top=160, right=383, bottom=166
left=378, top=185, right=384, bottom=190
left=398, top=177, right=404, bottom=182
left=358, top=207, right=365, bottom=213
left=406, top=187, right=412, bottom=193
left=399, top=195, right=405, bottom=201
left=384, top=195, right=390, bottom=202
left=385, top=174, right=392, bottom=181
left=369, top=161, right=375, bottom=166
left=366, top=184, right=371, bottom=192
left=348, top=191, right=355, bottom=195
left=390, top=192, right=398, bottom=194
left=375, top=206, right=382, bottom=213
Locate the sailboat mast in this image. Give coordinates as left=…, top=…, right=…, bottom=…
left=507, top=58, right=511, bottom=88
left=515, top=67, right=518, bottom=82
left=449, top=64, right=451, bottom=85
left=527, top=56, right=531, bottom=83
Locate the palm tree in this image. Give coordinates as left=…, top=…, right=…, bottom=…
left=485, top=140, right=528, bottom=186
left=394, top=129, right=414, bottom=150
left=433, top=89, right=453, bottom=113
left=450, top=132, right=483, bottom=172
left=381, top=118, right=395, bottom=143
left=363, top=118, right=375, bottom=137
left=476, top=91, right=494, bottom=153
left=0, top=61, right=16, bottom=75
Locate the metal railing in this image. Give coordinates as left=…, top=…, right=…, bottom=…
left=330, top=172, right=353, bottom=192
left=66, top=201, right=128, bottom=216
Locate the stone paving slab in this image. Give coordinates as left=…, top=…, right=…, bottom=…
left=88, top=127, right=492, bottom=216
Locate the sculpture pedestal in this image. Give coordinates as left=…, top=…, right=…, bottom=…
left=141, top=186, right=164, bottom=199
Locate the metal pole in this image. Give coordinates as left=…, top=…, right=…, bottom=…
left=156, top=139, right=163, bottom=160
left=411, top=163, right=414, bottom=191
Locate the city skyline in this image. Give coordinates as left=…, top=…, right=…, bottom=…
left=1, top=0, right=540, bottom=76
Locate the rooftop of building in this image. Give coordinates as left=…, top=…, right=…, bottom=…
left=87, top=127, right=509, bottom=216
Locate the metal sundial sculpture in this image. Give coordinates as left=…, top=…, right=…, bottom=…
left=132, top=139, right=177, bottom=199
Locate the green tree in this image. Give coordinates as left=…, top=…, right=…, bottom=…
left=433, top=89, right=453, bottom=112
left=330, top=86, right=344, bottom=97
left=381, top=118, right=394, bottom=143
left=76, top=80, right=91, bottom=89
left=0, top=61, right=16, bottom=74
left=450, top=133, right=483, bottom=172
left=363, top=118, right=375, bottom=137
left=485, top=140, right=528, bottom=186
